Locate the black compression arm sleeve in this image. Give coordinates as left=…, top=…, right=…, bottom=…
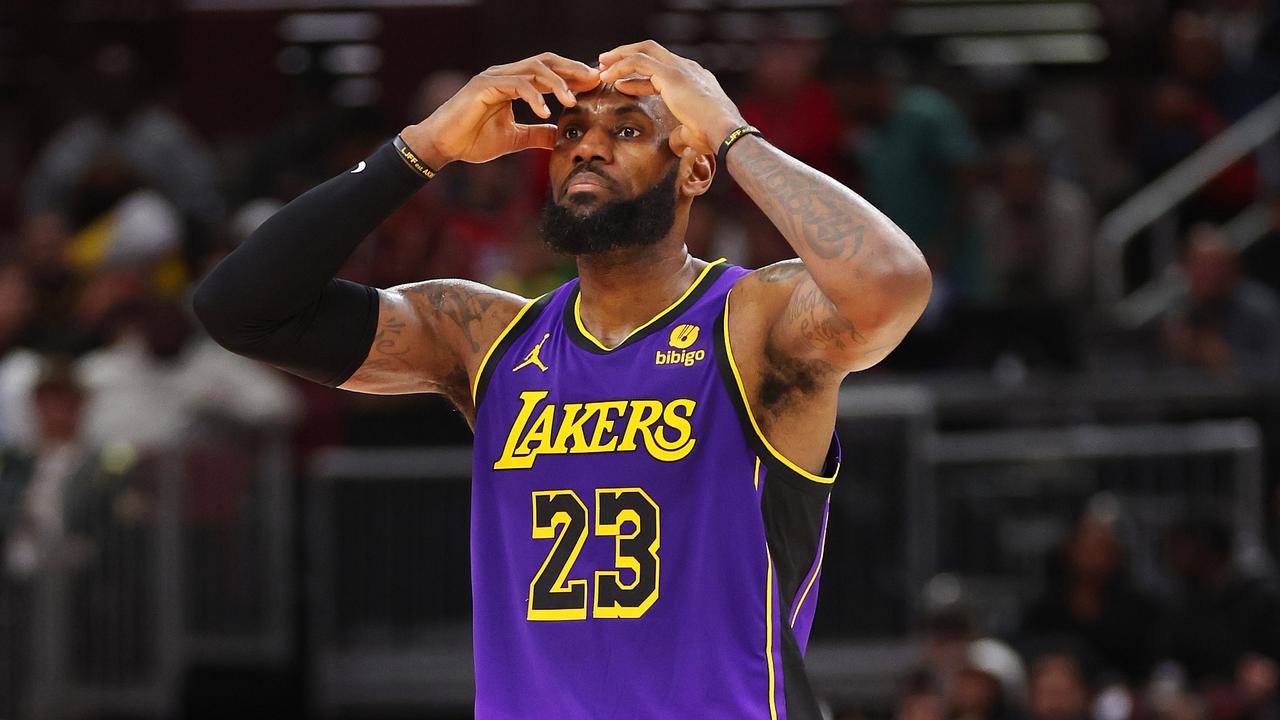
left=192, top=137, right=429, bottom=386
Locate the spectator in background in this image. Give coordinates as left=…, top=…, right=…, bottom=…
left=1201, top=0, right=1280, bottom=122
left=63, top=188, right=191, bottom=311
left=1026, top=652, right=1092, bottom=720
left=76, top=298, right=301, bottom=450
left=973, top=138, right=1095, bottom=306
left=15, top=212, right=81, bottom=353
left=830, top=51, right=980, bottom=303
left=486, top=223, right=576, bottom=298
left=896, top=669, right=948, bottom=720
left=967, top=68, right=1081, bottom=188
left=736, top=29, right=846, bottom=267
left=826, top=0, right=905, bottom=63
left=1161, top=224, right=1280, bottom=377
left=923, top=605, right=981, bottom=703
left=350, top=71, right=469, bottom=287
left=951, top=639, right=1027, bottom=720
left=1163, top=516, right=1280, bottom=689
left=1214, top=653, right=1280, bottom=720
left=739, top=32, right=844, bottom=175
left=437, top=153, right=544, bottom=285
left=912, top=601, right=1027, bottom=720
left=21, top=44, right=223, bottom=238
left=1022, top=510, right=1165, bottom=684
left=1137, top=75, right=1251, bottom=226
left=2, top=359, right=139, bottom=580
left=0, top=259, right=41, bottom=451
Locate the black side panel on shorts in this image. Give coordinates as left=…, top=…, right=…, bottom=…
left=780, top=620, right=823, bottom=720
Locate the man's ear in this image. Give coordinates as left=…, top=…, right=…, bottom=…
left=678, top=146, right=714, bottom=199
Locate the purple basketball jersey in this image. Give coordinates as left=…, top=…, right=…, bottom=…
left=469, top=258, right=841, bottom=719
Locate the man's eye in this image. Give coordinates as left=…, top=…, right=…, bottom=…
left=618, top=127, right=639, bottom=138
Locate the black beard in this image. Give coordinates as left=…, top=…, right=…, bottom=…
left=539, top=165, right=679, bottom=255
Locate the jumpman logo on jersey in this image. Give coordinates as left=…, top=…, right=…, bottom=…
left=513, top=333, right=551, bottom=373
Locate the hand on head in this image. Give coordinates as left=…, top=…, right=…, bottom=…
left=404, top=42, right=747, bottom=169
left=597, top=40, right=747, bottom=157
left=404, top=53, right=601, bottom=167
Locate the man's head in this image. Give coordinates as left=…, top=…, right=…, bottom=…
left=1028, top=653, right=1090, bottom=720
left=33, top=357, right=85, bottom=444
left=1182, top=224, right=1239, bottom=304
left=539, top=83, right=714, bottom=255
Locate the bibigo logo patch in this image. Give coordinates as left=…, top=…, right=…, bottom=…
left=656, top=323, right=705, bottom=367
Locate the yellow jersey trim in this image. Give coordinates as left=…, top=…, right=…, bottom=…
left=472, top=294, right=545, bottom=405
left=722, top=289, right=840, bottom=484
left=573, top=257, right=728, bottom=351
left=790, top=511, right=829, bottom=626
left=765, top=547, right=779, bottom=720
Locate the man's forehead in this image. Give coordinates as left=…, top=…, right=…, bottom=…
left=560, top=84, right=673, bottom=125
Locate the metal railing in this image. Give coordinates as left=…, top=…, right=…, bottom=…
left=1096, top=90, right=1280, bottom=310
left=2, top=403, right=1265, bottom=717
left=1112, top=199, right=1279, bottom=327
left=305, top=389, right=1267, bottom=714
left=180, top=435, right=294, bottom=664
left=15, top=450, right=183, bottom=720
left=306, top=446, right=475, bottom=715
left=0, top=430, right=293, bottom=720
left=921, top=419, right=1266, bottom=635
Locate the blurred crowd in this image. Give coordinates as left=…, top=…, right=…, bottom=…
left=0, top=0, right=1278, bottom=458
left=837, top=503, right=1280, bottom=720
left=0, top=0, right=1279, bottom=715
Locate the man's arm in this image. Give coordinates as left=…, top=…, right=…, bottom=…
left=726, top=136, right=932, bottom=373
left=336, top=280, right=524, bottom=397
left=598, top=40, right=930, bottom=374
left=194, top=53, right=600, bottom=398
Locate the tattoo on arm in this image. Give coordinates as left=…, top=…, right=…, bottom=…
left=787, top=280, right=864, bottom=351
left=730, top=140, right=866, bottom=261
left=365, top=313, right=416, bottom=374
left=418, top=283, right=498, bottom=354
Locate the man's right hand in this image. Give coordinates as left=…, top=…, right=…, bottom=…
left=401, top=53, right=600, bottom=169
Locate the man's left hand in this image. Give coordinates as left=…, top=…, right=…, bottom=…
left=597, top=40, right=747, bottom=158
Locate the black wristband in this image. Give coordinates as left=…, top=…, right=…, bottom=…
left=716, top=125, right=762, bottom=169
left=392, top=134, right=438, bottom=181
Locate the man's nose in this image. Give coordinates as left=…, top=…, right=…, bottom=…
left=572, top=126, right=613, bottom=165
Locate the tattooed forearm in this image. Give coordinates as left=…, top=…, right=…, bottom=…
left=730, top=136, right=930, bottom=370
left=729, top=139, right=867, bottom=262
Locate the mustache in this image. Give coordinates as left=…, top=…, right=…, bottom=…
left=561, top=163, right=620, bottom=195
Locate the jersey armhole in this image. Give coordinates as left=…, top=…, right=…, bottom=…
left=713, top=288, right=841, bottom=487
left=471, top=293, right=551, bottom=408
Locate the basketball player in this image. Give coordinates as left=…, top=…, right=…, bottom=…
left=194, top=42, right=931, bottom=719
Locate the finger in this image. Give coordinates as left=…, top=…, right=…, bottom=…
left=613, top=76, right=657, bottom=97
left=487, top=76, right=551, bottom=118
left=598, top=53, right=664, bottom=85
left=513, top=123, right=558, bottom=151
left=668, top=125, right=692, bottom=155
left=520, top=60, right=576, bottom=107
left=535, top=52, right=602, bottom=92
left=598, top=40, right=678, bottom=66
